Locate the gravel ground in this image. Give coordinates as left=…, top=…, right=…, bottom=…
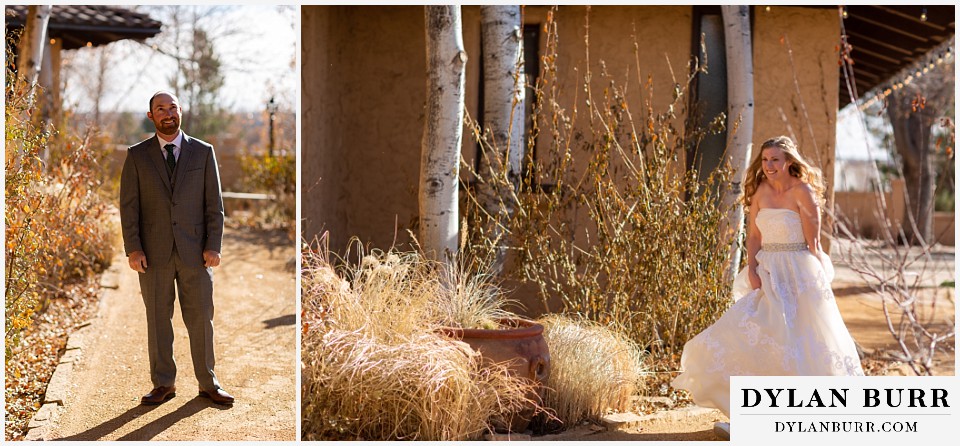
left=41, top=227, right=297, bottom=441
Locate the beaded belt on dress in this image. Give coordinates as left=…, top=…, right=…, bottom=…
left=762, top=242, right=808, bottom=252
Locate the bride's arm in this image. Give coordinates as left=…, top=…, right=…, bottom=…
left=746, top=199, right=762, bottom=289
left=796, top=183, right=822, bottom=256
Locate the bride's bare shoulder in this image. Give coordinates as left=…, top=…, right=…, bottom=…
left=789, top=181, right=816, bottom=199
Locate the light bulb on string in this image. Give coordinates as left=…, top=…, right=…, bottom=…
left=842, top=6, right=848, bottom=19
left=920, top=8, right=927, bottom=22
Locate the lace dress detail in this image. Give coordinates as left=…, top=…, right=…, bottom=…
left=671, top=208, right=864, bottom=417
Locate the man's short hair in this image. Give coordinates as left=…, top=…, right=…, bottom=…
left=148, top=91, right=180, bottom=112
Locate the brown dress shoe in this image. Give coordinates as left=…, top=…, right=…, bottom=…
left=199, top=388, right=235, bottom=405
left=141, top=385, right=176, bottom=405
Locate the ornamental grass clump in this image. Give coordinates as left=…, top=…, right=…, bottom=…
left=301, top=239, right=537, bottom=440
left=534, top=314, right=646, bottom=430
left=433, top=256, right=519, bottom=330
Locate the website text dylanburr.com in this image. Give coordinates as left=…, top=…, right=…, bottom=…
left=772, top=419, right=920, bottom=433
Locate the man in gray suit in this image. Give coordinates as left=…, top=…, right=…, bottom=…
left=119, top=91, right=234, bottom=405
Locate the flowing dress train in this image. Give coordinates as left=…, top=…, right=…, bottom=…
left=672, top=208, right=864, bottom=417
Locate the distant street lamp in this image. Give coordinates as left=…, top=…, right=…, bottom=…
left=267, top=96, right=278, bottom=157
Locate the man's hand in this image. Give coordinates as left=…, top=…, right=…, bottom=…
left=128, top=251, right=148, bottom=273
left=203, top=250, right=221, bottom=268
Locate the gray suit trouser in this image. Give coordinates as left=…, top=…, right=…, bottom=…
left=139, top=246, right=220, bottom=391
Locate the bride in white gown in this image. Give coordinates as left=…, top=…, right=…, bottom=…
left=672, top=136, right=864, bottom=431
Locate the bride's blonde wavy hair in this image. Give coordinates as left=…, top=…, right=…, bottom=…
left=743, top=136, right=825, bottom=207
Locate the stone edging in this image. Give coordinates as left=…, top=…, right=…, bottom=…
left=486, top=405, right=722, bottom=441
left=24, top=262, right=121, bottom=441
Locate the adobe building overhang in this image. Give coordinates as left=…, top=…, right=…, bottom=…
left=839, top=5, right=954, bottom=108
left=5, top=5, right=162, bottom=50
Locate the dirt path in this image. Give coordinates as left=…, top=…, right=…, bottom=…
left=42, top=227, right=297, bottom=441
left=570, top=410, right=727, bottom=441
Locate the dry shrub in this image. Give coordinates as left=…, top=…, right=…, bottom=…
left=831, top=216, right=955, bottom=376
left=301, top=237, right=538, bottom=440
left=5, top=44, right=115, bottom=357
left=237, top=152, right=295, bottom=234
left=534, top=314, right=645, bottom=430
left=462, top=8, right=732, bottom=360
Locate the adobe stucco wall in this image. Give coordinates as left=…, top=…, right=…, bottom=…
left=530, top=5, right=694, bottom=127
left=302, top=5, right=697, bottom=255
left=302, top=6, right=429, bottom=252
left=753, top=6, right=840, bottom=245
left=302, top=5, right=842, bottom=273
left=302, top=6, right=335, bottom=245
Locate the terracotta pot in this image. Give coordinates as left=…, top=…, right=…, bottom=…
left=438, top=318, right=550, bottom=433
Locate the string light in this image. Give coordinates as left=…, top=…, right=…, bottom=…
left=842, top=6, right=848, bottom=19
left=856, top=37, right=954, bottom=111
left=920, top=7, right=927, bottom=22
left=765, top=6, right=771, bottom=13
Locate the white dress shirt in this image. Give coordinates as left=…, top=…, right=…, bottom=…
left=157, top=132, right=183, bottom=162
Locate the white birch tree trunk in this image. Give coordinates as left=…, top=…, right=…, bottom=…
left=420, top=6, right=467, bottom=263
left=478, top=5, right=524, bottom=273
left=17, top=5, right=52, bottom=107
left=720, top=5, right=755, bottom=285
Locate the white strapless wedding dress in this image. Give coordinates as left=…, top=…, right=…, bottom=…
left=672, top=208, right=864, bottom=417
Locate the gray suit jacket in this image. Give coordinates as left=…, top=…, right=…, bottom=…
left=120, top=133, right=224, bottom=268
